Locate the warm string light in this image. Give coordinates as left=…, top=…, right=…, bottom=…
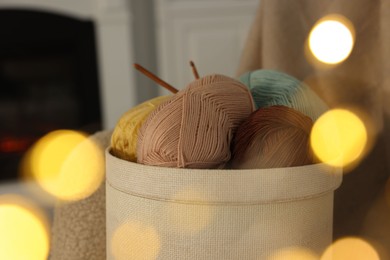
left=111, top=220, right=161, bottom=260
left=310, top=108, right=367, bottom=169
left=21, top=130, right=104, bottom=201
left=321, top=237, right=380, bottom=260
left=268, top=247, right=319, bottom=260
left=0, top=195, right=50, bottom=260
left=165, top=188, right=215, bottom=234
left=308, top=14, right=355, bottom=65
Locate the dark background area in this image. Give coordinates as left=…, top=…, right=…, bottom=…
left=0, top=10, right=101, bottom=181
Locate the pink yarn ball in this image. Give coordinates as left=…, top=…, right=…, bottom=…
left=137, top=74, right=255, bottom=168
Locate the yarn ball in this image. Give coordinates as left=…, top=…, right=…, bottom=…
left=239, top=69, right=328, bottom=120
left=111, top=95, right=171, bottom=162
left=230, top=105, right=314, bottom=169
left=137, top=74, right=255, bottom=169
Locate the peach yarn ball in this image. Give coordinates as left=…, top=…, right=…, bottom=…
left=137, top=74, right=255, bottom=169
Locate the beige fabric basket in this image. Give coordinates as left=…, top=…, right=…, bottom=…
left=106, top=149, right=342, bottom=259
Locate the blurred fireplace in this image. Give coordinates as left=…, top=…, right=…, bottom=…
left=0, top=9, right=101, bottom=180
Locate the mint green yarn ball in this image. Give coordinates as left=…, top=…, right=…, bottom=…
left=239, top=69, right=328, bottom=120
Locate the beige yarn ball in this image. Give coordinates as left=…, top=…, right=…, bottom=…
left=137, top=74, right=255, bottom=168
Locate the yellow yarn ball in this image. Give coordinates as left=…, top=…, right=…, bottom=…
left=111, top=95, right=171, bottom=162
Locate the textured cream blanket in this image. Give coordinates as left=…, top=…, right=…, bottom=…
left=50, top=130, right=112, bottom=260
left=237, top=0, right=390, bottom=244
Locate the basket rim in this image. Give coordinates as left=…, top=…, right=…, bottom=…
left=106, top=148, right=342, bottom=204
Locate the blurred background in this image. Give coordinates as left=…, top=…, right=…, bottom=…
left=1, top=0, right=389, bottom=259
left=0, top=0, right=258, bottom=181
left=0, top=0, right=258, bottom=259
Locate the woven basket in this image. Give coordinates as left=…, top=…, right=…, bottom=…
left=106, top=148, right=342, bottom=259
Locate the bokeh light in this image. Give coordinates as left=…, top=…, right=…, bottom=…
left=111, top=220, right=160, bottom=260
left=22, top=130, right=104, bottom=201
left=321, top=237, right=380, bottom=260
left=0, top=195, right=49, bottom=260
left=310, top=109, right=367, bottom=168
left=167, top=188, right=215, bottom=234
left=268, top=246, right=319, bottom=260
left=309, top=14, right=355, bottom=64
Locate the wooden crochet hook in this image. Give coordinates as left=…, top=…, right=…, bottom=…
left=190, top=60, right=200, bottom=79
left=134, top=63, right=178, bottom=94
